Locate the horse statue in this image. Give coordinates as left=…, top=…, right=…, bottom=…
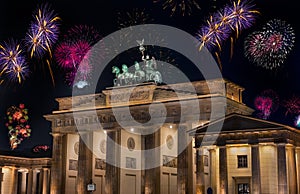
left=112, top=66, right=124, bottom=86
left=143, top=56, right=162, bottom=84
left=120, top=64, right=134, bottom=85
left=133, top=61, right=145, bottom=83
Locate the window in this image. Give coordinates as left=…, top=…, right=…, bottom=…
left=237, top=155, right=248, bottom=168
left=238, top=183, right=250, bottom=194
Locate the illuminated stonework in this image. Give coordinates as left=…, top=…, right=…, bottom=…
left=2, top=79, right=297, bottom=194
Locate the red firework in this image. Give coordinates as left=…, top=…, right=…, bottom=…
left=283, top=96, right=300, bottom=116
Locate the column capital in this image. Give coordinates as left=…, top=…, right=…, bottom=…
left=50, top=132, right=64, bottom=137
left=276, top=142, right=287, bottom=146
left=295, top=147, right=300, bottom=151
left=250, top=143, right=259, bottom=147
left=286, top=144, right=295, bottom=149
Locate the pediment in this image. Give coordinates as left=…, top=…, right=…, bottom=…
left=192, top=113, right=291, bottom=134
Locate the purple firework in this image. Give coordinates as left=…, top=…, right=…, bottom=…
left=197, top=0, right=259, bottom=52
left=226, top=0, right=259, bottom=37
left=25, top=3, right=61, bottom=58
left=6, top=58, right=30, bottom=84
left=0, top=39, right=30, bottom=84
left=197, top=15, right=231, bottom=51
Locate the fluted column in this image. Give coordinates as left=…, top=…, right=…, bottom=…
left=277, top=143, right=287, bottom=194
left=251, top=144, right=261, bottom=194
left=209, top=148, right=217, bottom=193
left=177, top=124, right=193, bottom=194
left=20, top=170, right=27, bottom=194
left=10, top=167, right=18, bottom=194
left=105, top=130, right=120, bottom=194
left=219, top=146, right=228, bottom=194
left=76, top=132, right=94, bottom=194
left=50, top=133, right=64, bottom=194
left=41, top=168, right=50, bottom=194
left=295, top=147, right=300, bottom=194
left=143, top=129, right=160, bottom=194
left=26, top=168, right=33, bottom=194
left=286, top=145, right=297, bottom=194
left=196, top=148, right=205, bottom=194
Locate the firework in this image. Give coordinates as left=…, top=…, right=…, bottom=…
left=244, top=31, right=267, bottom=64
left=53, top=42, right=74, bottom=69
left=197, top=0, right=259, bottom=52
left=0, top=39, right=30, bottom=84
left=25, top=3, right=61, bottom=58
left=259, top=19, right=295, bottom=69
left=117, top=8, right=153, bottom=29
left=254, top=96, right=273, bottom=119
left=244, top=19, right=295, bottom=70
left=295, top=115, right=300, bottom=128
left=154, top=0, right=201, bottom=17
left=225, top=0, right=259, bottom=37
left=254, top=89, right=279, bottom=119
left=33, top=145, right=50, bottom=153
left=5, top=104, right=31, bottom=150
left=65, top=70, right=76, bottom=86
left=283, top=95, right=300, bottom=116
left=6, top=58, right=30, bottom=84
left=196, top=15, right=231, bottom=51
left=54, top=25, right=101, bottom=88
left=66, top=25, right=101, bottom=46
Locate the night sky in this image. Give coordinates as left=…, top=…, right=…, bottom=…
left=0, top=0, right=299, bottom=156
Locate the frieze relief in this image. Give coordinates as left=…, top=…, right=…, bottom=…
left=50, top=101, right=203, bottom=130
left=103, top=84, right=156, bottom=106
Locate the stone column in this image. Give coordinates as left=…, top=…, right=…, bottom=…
left=105, top=130, right=120, bottom=194
left=50, top=133, right=64, bottom=194
left=26, top=168, right=34, bottom=194
left=209, top=148, right=217, bottom=193
left=277, top=143, right=287, bottom=194
left=143, top=129, right=160, bottom=194
left=251, top=144, right=261, bottom=194
left=41, top=168, right=50, bottom=194
left=195, top=148, right=205, bottom=194
left=76, top=132, right=94, bottom=194
left=0, top=166, right=2, bottom=193
left=10, top=167, right=18, bottom=194
left=219, top=146, right=228, bottom=194
left=177, top=124, right=193, bottom=194
left=286, top=145, right=297, bottom=194
left=20, top=170, right=27, bottom=194
left=295, top=147, right=300, bottom=194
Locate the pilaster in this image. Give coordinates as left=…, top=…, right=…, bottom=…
left=251, top=144, right=261, bottom=194
left=277, top=143, right=287, bottom=194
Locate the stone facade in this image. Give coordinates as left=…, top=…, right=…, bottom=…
left=0, top=156, right=51, bottom=194
left=192, top=113, right=300, bottom=194
left=6, top=78, right=297, bottom=194
left=43, top=78, right=255, bottom=194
